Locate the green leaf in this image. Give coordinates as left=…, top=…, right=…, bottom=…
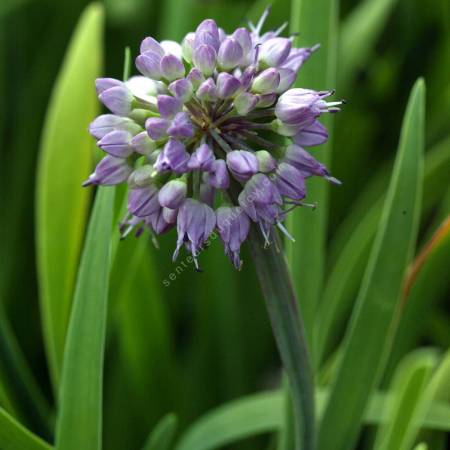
left=286, top=0, right=339, bottom=347
left=315, top=138, right=450, bottom=366
left=142, top=414, right=177, bottom=450
left=374, top=349, right=438, bottom=450
left=0, top=303, right=51, bottom=436
left=35, top=2, right=103, bottom=390
left=339, top=0, right=399, bottom=88
left=0, top=407, right=52, bottom=450
left=176, top=388, right=450, bottom=450
left=317, top=78, right=425, bottom=450
left=0, top=0, right=33, bottom=19
left=55, top=186, right=115, bottom=450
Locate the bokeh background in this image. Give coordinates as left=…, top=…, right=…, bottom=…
left=0, top=0, right=449, bottom=449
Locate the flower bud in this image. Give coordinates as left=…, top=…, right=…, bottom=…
left=158, top=179, right=187, bottom=209
left=128, top=185, right=160, bottom=217
left=256, top=150, right=277, bottom=172
left=226, top=150, right=258, bottom=182
left=217, top=38, right=243, bottom=71
left=89, top=114, right=141, bottom=139
left=232, top=28, right=253, bottom=61
left=160, top=54, right=185, bottom=81
left=181, top=32, right=195, bottom=62
left=276, top=68, right=296, bottom=94
left=251, top=68, right=280, bottom=94
left=187, top=68, right=205, bottom=90
left=162, top=207, right=177, bottom=224
left=194, top=19, right=220, bottom=51
left=216, top=73, right=241, bottom=99
left=192, top=44, right=217, bottom=76
left=154, top=138, right=190, bottom=174
left=292, top=120, right=328, bottom=147
left=131, top=132, right=157, bottom=156
left=147, top=208, right=175, bottom=235
left=167, top=112, right=195, bottom=139
left=259, top=37, right=291, bottom=68
left=188, top=143, right=215, bottom=170
left=168, top=78, right=193, bottom=102
left=275, top=88, right=334, bottom=126
left=98, top=130, right=134, bottom=158
left=196, top=78, right=218, bottom=102
left=145, top=117, right=169, bottom=140
left=284, top=144, right=339, bottom=183
left=233, top=92, right=258, bottom=115
left=99, top=86, right=133, bottom=116
left=256, top=93, right=277, bottom=108
left=128, top=165, right=154, bottom=187
left=135, top=52, right=162, bottom=80
left=83, top=156, right=132, bottom=187
left=274, top=162, right=306, bottom=200
left=157, top=95, right=182, bottom=118
left=161, top=40, right=183, bottom=59
left=140, top=37, right=164, bottom=56
left=208, top=159, right=230, bottom=189
left=95, top=78, right=123, bottom=95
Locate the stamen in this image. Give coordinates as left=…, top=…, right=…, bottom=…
left=259, top=222, right=271, bottom=248
left=255, top=6, right=271, bottom=35
left=277, top=222, right=295, bottom=242
left=275, top=22, right=288, bottom=36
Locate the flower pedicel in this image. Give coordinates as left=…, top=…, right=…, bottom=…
left=85, top=9, right=343, bottom=270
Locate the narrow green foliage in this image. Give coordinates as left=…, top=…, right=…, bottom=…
left=0, top=303, right=51, bottom=437
left=316, top=140, right=450, bottom=366
left=339, top=0, right=399, bottom=88
left=176, top=388, right=450, bottom=450
left=0, top=407, right=52, bottom=450
left=55, top=186, right=115, bottom=450
left=142, top=414, right=177, bottom=450
left=287, top=0, right=339, bottom=347
left=374, top=349, right=438, bottom=450
left=35, top=2, right=103, bottom=390
left=317, top=79, right=425, bottom=450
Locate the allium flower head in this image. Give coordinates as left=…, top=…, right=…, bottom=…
left=85, top=9, right=343, bottom=270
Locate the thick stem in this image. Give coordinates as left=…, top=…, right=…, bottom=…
left=248, top=226, right=315, bottom=450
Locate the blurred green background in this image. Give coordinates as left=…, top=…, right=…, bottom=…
left=0, top=0, right=449, bottom=449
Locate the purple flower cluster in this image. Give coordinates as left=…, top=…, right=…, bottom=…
left=85, top=10, right=342, bottom=270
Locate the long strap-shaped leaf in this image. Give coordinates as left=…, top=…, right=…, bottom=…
left=317, top=78, right=425, bottom=450
left=0, top=407, right=52, bottom=450
left=287, top=0, right=338, bottom=347
left=35, top=3, right=103, bottom=391
left=374, top=349, right=438, bottom=450
left=55, top=187, right=114, bottom=450
left=175, top=388, right=450, bottom=450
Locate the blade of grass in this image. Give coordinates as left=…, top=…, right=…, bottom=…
left=142, top=414, right=177, bottom=450
left=175, top=388, right=450, bottom=450
left=287, top=0, right=339, bottom=347
left=0, top=302, right=51, bottom=437
left=55, top=186, right=115, bottom=450
left=374, top=349, right=438, bottom=450
left=317, top=78, right=425, bottom=450
left=0, top=407, right=52, bottom=450
left=315, top=139, right=450, bottom=366
left=339, top=0, right=399, bottom=89
left=35, top=2, right=103, bottom=390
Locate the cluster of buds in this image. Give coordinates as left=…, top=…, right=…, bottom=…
left=85, top=10, right=343, bottom=270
